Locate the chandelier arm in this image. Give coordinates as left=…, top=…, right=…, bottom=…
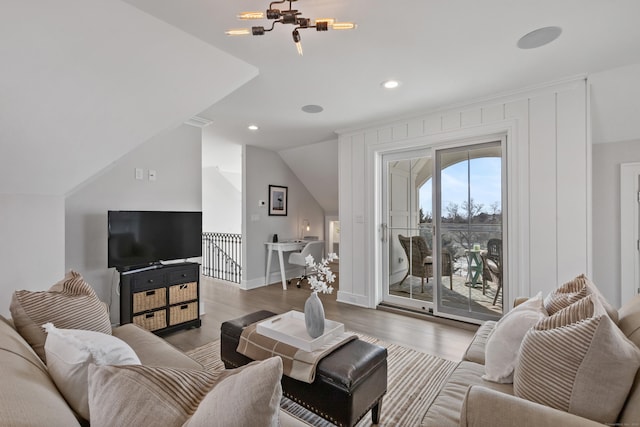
left=269, top=0, right=287, bottom=9
left=265, top=20, right=280, bottom=32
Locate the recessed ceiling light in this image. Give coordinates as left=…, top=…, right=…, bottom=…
left=517, top=26, right=562, bottom=49
left=301, top=104, right=324, bottom=113
left=247, top=124, right=259, bottom=131
left=382, top=80, right=400, bottom=89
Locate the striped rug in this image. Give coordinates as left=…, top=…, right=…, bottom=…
left=186, top=334, right=457, bottom=426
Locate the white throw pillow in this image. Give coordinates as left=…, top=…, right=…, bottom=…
left=43, top=323, right=140, bottom=421
left=482, top=292, right=547, bottom=383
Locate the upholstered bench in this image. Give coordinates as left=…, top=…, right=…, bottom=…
left=220, top=310, right=388, bottom=427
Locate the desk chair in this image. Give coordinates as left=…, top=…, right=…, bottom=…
left=288, top=241, right=325, bottom=288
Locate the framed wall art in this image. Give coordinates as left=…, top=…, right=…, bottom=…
left=268, top=185, right=288, bottom=216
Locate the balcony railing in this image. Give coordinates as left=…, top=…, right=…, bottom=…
left=202, top=232, right=242, bottom=284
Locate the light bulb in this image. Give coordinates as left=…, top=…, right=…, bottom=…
left=225, top=28, right=250, bottom=36
left=332, top=22, right=356, bottom=30
left=237, top=11, right=264, bottom=20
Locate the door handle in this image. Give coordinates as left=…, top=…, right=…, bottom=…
left=380, top=223, right=388, bottom=243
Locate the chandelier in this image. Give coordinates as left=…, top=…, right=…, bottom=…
left=225, top=0, right=356, bottom=55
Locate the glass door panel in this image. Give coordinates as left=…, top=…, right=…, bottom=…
left=382, top=150, right=434, bottom=312
left=434, top=141, right=504, bottom=322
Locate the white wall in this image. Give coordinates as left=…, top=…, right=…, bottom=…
left=338, top=78, right=589, bottom=309
left=65, top=124, right=202, bottom=324
left=278, top=139, right=339, bottom=216
left=592, top=139, right=640, bottom=307
left=0, top=194, right=65, bottom=317
left=243, top=145, right=325, bottom=289
left=202, top=166, right=241, bottom=233
left=590, top=64, right=640, bottom=145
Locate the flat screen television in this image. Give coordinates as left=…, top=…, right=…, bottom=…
left=108, top=210, right=202, bottom=270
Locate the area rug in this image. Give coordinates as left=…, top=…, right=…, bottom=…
left=186, top=334, right=457, bottom=426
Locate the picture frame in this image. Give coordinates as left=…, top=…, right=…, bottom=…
left=268, top=185, right=288, bottom=216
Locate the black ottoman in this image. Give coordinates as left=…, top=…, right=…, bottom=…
left=221, top=310, right=388, bottom=427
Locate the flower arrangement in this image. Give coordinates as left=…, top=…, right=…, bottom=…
left=305, top=253, right=338, bottom=294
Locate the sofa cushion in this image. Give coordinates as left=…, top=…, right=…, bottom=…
left=483, top=292, right=547, bottom=383
left=514, top=307, right=640, bottom=425
left=462, top=321, right=496, bottom=365
left=43, top=323, right=141, bottom=421
left=618, top=294, right=640, bottom=347
left=112, top=323, right=204, bottom=370
left=88, top=358, right=282, bottom=427
left=543, top=274, right=618, bottom=323
left=617, top=294, right=640, bottom=424
left=9, top=270, right=112, bottom=361
left=421, top=361, right=513, bottom=427
left=0, top=316, right=81, bottom=426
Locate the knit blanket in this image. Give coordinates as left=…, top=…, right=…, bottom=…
left=237, top=322, right=357, bottom=383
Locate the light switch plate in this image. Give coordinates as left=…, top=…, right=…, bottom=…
left=135, top=168, right=143, bottom=180
left=149, top=170, right=157, bottom=181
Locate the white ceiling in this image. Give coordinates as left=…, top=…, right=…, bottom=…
left=3, top=1, right=640, bottom=198
left=124, top=0, right=640, bottom=151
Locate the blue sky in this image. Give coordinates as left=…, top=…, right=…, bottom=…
left=420, top=158, right=501, bottom=216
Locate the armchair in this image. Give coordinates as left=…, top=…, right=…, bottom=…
left=398, top=235, right=453, bottom=292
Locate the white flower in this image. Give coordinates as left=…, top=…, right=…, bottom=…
left=305, top=253, right=339, bottom=294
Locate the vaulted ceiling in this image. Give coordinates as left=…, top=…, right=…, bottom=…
left=3, top=0, right=640, bottom=198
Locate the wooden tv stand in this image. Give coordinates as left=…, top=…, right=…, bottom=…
left=119, top=262, right=202, bottom=335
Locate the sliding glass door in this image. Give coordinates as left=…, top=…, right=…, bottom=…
left=381, top=138, right=505, bottom=323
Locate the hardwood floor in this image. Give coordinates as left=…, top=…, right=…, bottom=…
left=164, top=276, right=477, bottom=362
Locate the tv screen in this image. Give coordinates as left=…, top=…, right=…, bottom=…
left=108, top=210, right=202, bottom=270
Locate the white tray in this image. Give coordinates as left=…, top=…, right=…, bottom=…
left=256, top=310, right=345, bottom=352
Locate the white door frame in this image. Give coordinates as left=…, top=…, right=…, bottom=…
left=621, top=162, right=640, bottom=304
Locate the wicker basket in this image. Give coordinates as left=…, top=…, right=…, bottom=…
left=169, top=282, right=198, bottom=305
left=133, top=309, right=167, bottom=331
left=132, top=288, right=167, bottom=313
left=169, top=302, right=198, bottom=326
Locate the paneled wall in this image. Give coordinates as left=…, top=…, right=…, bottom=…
left=338, top=78, right=589, bottom=308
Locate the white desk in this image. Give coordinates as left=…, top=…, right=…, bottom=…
left=265, top=241, right=306, bottom=290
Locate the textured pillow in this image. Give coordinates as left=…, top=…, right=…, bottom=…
left=184, top=357, right=283, bottom=427
left=88, top=358, right=283, bottom=427
left=514, top=308, right=640, bottom=424
left=544, top=274, right=618, bottom=323
left=482, top=292, right=547, bottom=383
left=10, top=270, right=112, bottom=361
left=536, top=294, right=596, bottom=330
left=543, top=275, right=589, bottom=314
left=43, top=323, right=140, bottom=421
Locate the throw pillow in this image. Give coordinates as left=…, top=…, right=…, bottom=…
left=10, top=270, right=112, bottom=361
left=513, top=303, right=640, bottom=424
left=543, top=274, right=618, bottom=322
left=88, top=357, right=283, bottom=427
left=482, top=292, right=547, bottom=383
left=43, top=323, right=140, bottom=421
left=536, top=294, right=596, bottom=330
left=543, top=275, right=589, bottom=314
left=183, top=357, right=283, bottom=427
